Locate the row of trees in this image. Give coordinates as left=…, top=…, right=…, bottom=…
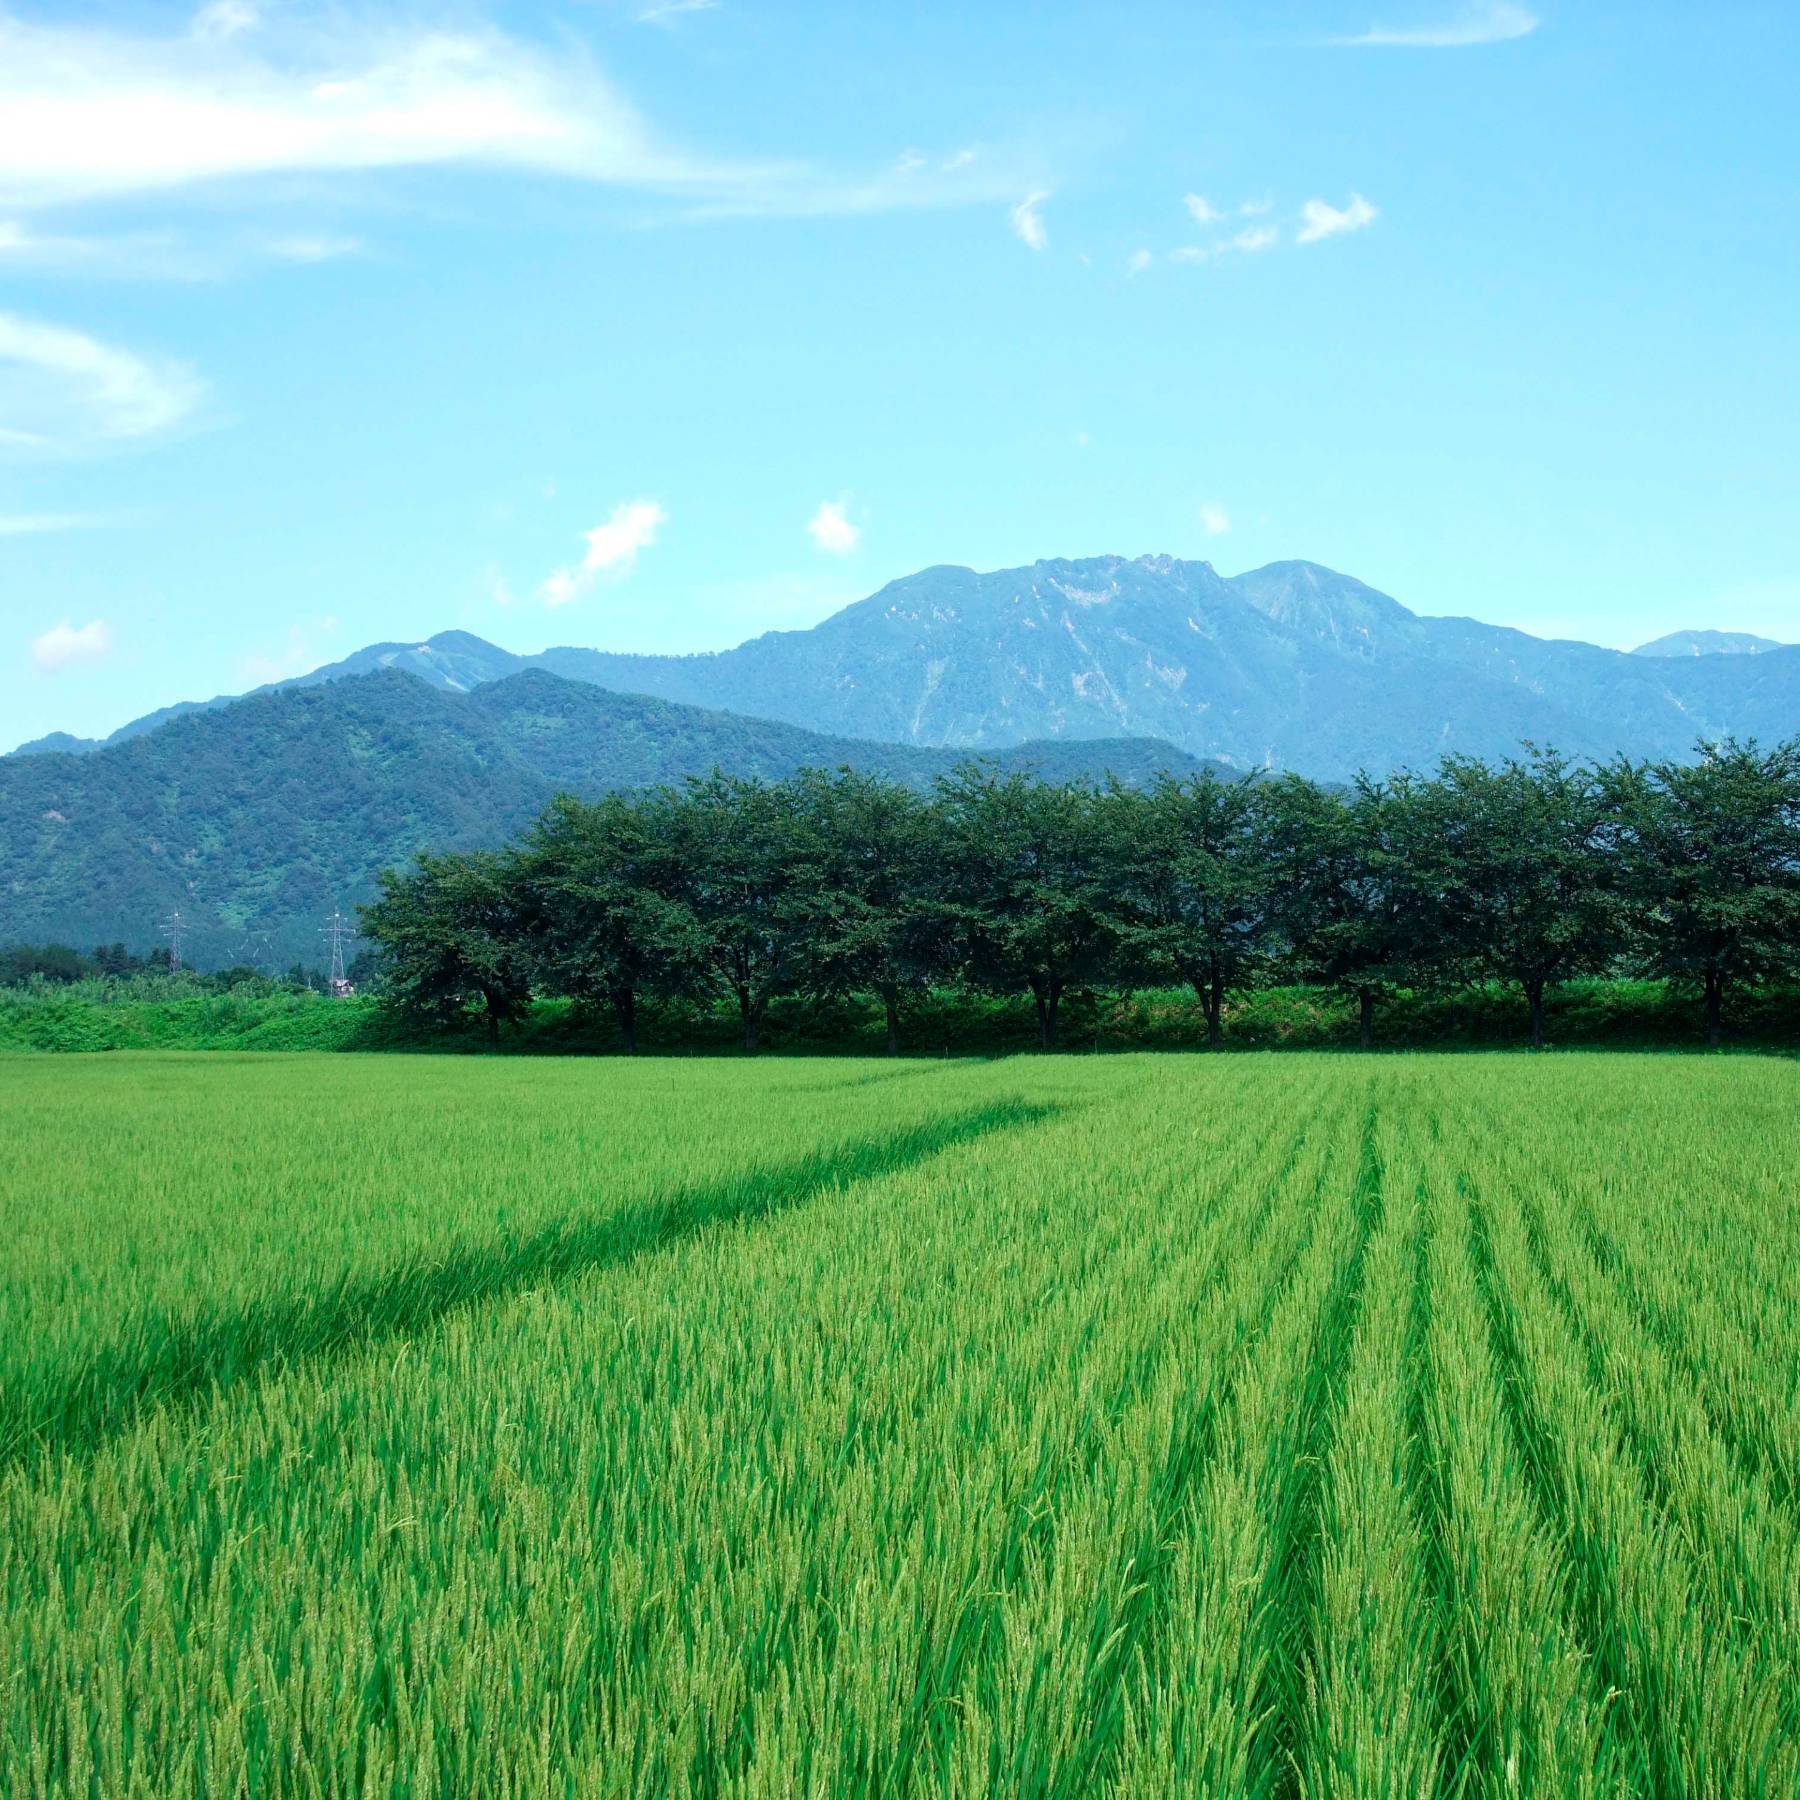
left=361, top=741, right=1800, bottom=1052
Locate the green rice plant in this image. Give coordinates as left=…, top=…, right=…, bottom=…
left=3, top=1051, right=1800, bottom=1795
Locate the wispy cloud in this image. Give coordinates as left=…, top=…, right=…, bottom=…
left=542, top=499, right=666, bottom=605
left=30, top=618, right=113, bottom=672
left=1296, top=193, right=1379, bottom=243
left=1171, top=224, right=1281, bottom=263
left=1184, top=193, right=1224, bottom=226
left=1335, top=3, right=1538, bottom=47
left=0, top=311, right=203, bottom=451
left=1127, top=247, right=1153, bottom=275
left=0, top=511, right=115, bottom=535
left=259, top=232, right=363, bottom=264
left=1199, top=501, right=1231, bottom=537
left=1010, top=191, right=1050, bottom=251
left=191, top=0, right=262, bottom=45
left=0, top=11, right=1020, bottom=232
left=0, top=11, right=775, bottom=214
left=637, top=0, right=718, bottom=23
left=806, top=500, right=860, bottom=555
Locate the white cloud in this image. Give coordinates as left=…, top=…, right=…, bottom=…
left=1127, top=247, right=1153, bottom=275
left=1010, top=190, right=1050, bottom=251
left=542, top=499, right=666, bottom=604
left=637, top=0, right=718, bottom=23
left=1296, top=193, right=1379, bottom=243
left=0, top=511, right=111, bottom=535
left=1199, top=502, right=1231, bottom=537
left=806, top=500, right=860, bottom=556
left=0, top=12, right=1021, bottom=231
left=0, top=311, right=203, bottom=450
left=30, top=618, right=112, bottom=672
left=1336, top=3, right=1538, bottom=47
left=1183, top=193, right=1223, bottom=225
left=1171, top=224, right=1281, bottom=264
left=0, top=12, right=758, bottom=214
left=259, top=232, right=362, bottom=264
left=191, top=0, right=261, bottom=45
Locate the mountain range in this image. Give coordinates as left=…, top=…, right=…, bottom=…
left=17, top=555, right=1797, bottom=779
left=6, top=552, right=1796, bottom=966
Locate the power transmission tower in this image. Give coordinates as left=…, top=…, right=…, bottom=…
left=322, top=908, right=357, bottom=996
left=161, top=908, right=186, bottom=972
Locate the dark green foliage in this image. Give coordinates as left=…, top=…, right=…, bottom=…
left=1263, top=774, right=1436, bottom=1047
left=341, top=738, right=1800, bottom=1055
left=1603, top=740, right=1800, bottom=1044
left=1420, top=749, right=1620, bottom=1046
left=936, top=769, right=1118, bottom=1049
left=789, top=770, right=947, bottom=1053
left=1109, top=771, right=1278, bottom=1045
left=360, top=851, right=536, bottom=1045
left=665, top=774, right=828, bottom=1052
left=517, top=792, right=700, bottom=1052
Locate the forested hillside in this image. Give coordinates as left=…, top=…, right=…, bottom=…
left=0, top=667, right=1202, bottom=966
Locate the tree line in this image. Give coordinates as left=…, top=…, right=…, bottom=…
left=359, top=741, right=1800, bottom=1053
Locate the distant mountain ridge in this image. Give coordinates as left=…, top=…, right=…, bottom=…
left=0, top=667, right=1210, bottom=966
left=15, top=555, right=1798, bottom=779
left=1630, top=629, right=1788, bottom=658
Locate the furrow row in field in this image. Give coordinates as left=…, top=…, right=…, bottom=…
left=1095, top=1091, right=1383, bottom=1799
left=1567, top=1173, right=1800, bottom=1517
left=943, top=1092, right=1353, bottom=1798
left=1295, top=1113, right=1443, bottom=1798
left=1410, top=1148, right=1634, bottom=1798
left=1468, top=1161, right=1800, bottom=1794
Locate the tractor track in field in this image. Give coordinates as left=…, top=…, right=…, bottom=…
left=1, top=1099, right=1057, bottom=1477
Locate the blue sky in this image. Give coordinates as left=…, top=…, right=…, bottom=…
left=3, top=0, right=1797, bottom=748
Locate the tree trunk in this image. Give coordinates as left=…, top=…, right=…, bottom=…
left=616, top=986, right=638, bottom=1055
left=1525, top=979, right=1546, bottom=1051
left=1358, top=988, right=1375, bottom=1051
left=881, top=983, right=900, bottom=1056
left=1204, top=974, right=1225, bottom=1048
left=738, top=985, right=758, bottom=1053
left=486, top=1006, right=501, bottom=1051
left=1705, top=970, right=1723, bottom=1049
left=1042, top=982, right=1062, bottom=1051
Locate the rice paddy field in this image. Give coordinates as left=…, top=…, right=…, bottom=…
left=2, top=1050, right=1798, bottom=1798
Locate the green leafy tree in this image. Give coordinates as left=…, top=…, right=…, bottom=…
left=1264, top=773, right=1436, bottom=1048
left=360, top=850, right=535, bottom=1047
left=517, top=792, right=700, bottom=1053
left=1420, top=749, right=1621, bottom=1047
left=791, top=769, right=948, bottom=1053
left=937, top=769, right=1116, bottom=1049
left=1603, top=739, right=1800, bottom=1045
left=1110, top=771, right=1277, bottom=1046
left=667, top=773, right=826, bottom=1052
